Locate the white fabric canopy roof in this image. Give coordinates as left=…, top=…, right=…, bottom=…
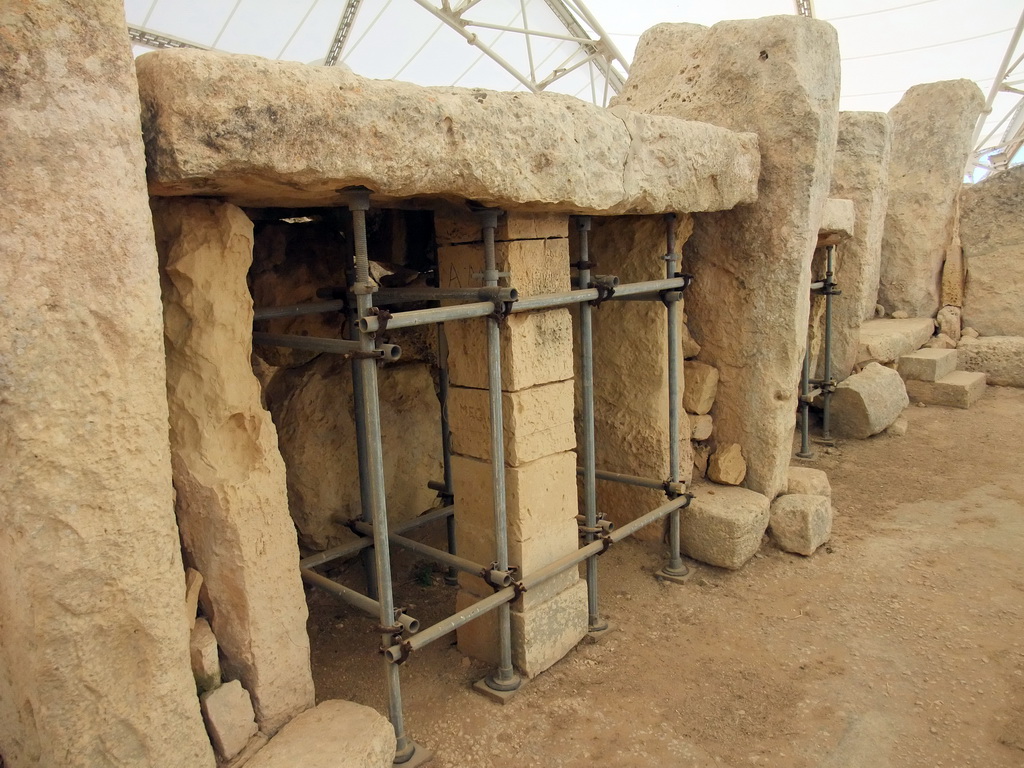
left=124, top=0, right=1024, bottom=178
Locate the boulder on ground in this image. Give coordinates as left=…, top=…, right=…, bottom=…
left=681, top=483, right=770, bottom=569
left=830, top=362, right=909, bottom=438
left=786, top=467, right=831, bottom=498
left=956, top=336, right=1024, bottom=387
left=770, top=494, right=832, bottom=555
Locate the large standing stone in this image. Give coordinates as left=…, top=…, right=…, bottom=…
left=961, top=165, right=1024, bottom=336
left=826, top=112, right=893, bottom=379
left=614, top=17, right=841, bottom=499
left=829, top=363, right=909, bottom=438
left=153, top=199, right=314, bottom=734
left=0, top=2, right=215, bottom=765
left=135, top=50, right=758, bottom=214
left=680, top=483, right=770, bottom=569
left=956, top=336, right=1024, bottom=387
left=879, top=80, right=984, bottom=316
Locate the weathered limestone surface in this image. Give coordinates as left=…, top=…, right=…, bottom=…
left=681, top=483, right=770, bottom=569
left=879, top=80, right=984, bottom=316
left=200, top=680, right=258, bottom=762
left=154, top=199, right=314, bottom=733
left=136, top=50, right=758, bottom=214
left=615, top=16, right=841, bottom=499
left=246, top=700, right=395, bottom=768
left=770, top=494, right=832, bottom=555
left=962, top=165, right=1024, bottom=336
left=905, top=371, right=987, bottom=409
left=786, top=467, right=831, bottom=499
left=708, top=444, right=746, bottom=486
left=827, top=112, right=893, bottom=379
left=267, top=357, right=443, bottom=550
left=956, top=336, right=1024, bottom=387
left=683, top=360, right=719, bottom=416
left=0, top=2, right=216, bottom=766
left=937, top=305, right=962, bottom=342
left=191, top=619, right=222, bottom=693
left=820, top=198, right=855, bottom=239
left=689, top=414, right=713, bottom=441
left=830, top=363, right=909, bottom=439
left=897, top=349, right=957, bottom=382
left=858, top=318, right=935, bottom=363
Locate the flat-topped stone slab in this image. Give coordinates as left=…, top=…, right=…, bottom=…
left=905, top=370, right=987, bottom=409
left=136, top=50, right=760, bottom=214
left=858, top=317, right=935, bottom=364
left=897, top=348, right=957, bottom=382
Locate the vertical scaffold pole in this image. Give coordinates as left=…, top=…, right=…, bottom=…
left=574, top=216, right=608, bottom=632
left=822, top=244, right=836, bottom=443
left=345, top=189, right=415, bottom=764
left=436, top=323, right=459, bottom=587
left=797, top=333, right=814, bottom=459
left=479, top=209, right=521, bottom=694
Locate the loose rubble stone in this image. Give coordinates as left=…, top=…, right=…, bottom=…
left=246, top=700, right=396, bottom=768
left=905, top=371, right=987, bottom=409
left=683, top=361, right=720, bottom=415
left=825, top=112, right=893, bottom=380
left=962, top=326, right=980, bottom=339
left=885, top=416, right=909, bottom=437
left=185, top=568, right=204, bottom=629
left=891, top=310, right=909, bottom=319
left=154, top=199, right=315, bottom=733
left=830, top=363, right=910, bottom=439
left=708, top=444, right=747, bottom=486
left=879, top=80, right=984, bottom=316
left=689, top=414, right=714, bottom=441
left=819, top=198, right=855, bottom=239
left=923, top=333, right=957, bottom=350
left=137, top=50, right=758, bottom=214
left=693, top=443, right=711, bottom=477
left=770, top=494, right=832, bottom=556
left=680, top=484, right=771, bottom=569
left=937, top=305, right=962, bottom=342
left=615, top=16, right=840, bottom=499
left=0, top=2, right=216, bottom=765
left=875, top=304, right=886, bottom=318
left=200, top=680, right=259, bottom=762
left=786, top=467, right=832, bottom=499
left=956, top=336, right=1024, bottom=387
left=897, top=349, right=958, bottom=382
left=191, top=619, right=221, bottom=694
left=961, top=164, right=1024, bottom=336
left=858, top=318, right=936, bottom=363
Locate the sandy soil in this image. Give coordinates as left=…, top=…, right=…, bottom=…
left=308, top=385, right=1024, bottom=767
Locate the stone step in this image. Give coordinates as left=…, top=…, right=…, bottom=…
left=896, top=348, right=958, bottom=382
left=857, top=318, right=936, bottom=364
left=904, top=370, right=987, bottom=409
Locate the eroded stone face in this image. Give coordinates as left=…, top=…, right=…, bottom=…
left=0, top=1, right=215, bottom=765
left=879, top=80, right=984, bottom=316
left=136, top=49, right=758, bottom=215
left=956, top=336, right=1024, bottom=387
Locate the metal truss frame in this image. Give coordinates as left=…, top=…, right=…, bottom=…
left=969, top=7, right=1024, bottom=178
left=128, top=25, right=208, bottom=51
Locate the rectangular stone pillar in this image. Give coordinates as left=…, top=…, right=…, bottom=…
left=437, top=209, right=587, bottom=677
left=0, top=2, right=215, bottom=766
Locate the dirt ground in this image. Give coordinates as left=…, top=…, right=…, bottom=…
left=308, top=385, right=1024, bottom=767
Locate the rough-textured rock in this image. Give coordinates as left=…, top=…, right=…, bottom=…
left=770, top=494, right=832, bottom=555
left=707, top=444, right=747, bottom=486
left=693, top=443, right=711, bottom=477
left=689, top=414, right=714, bottom=441
left=830, top=363, right=910, bottom=438
left=0, top=3, right=216, bottom=766
left=683, top=361, right=719, bottom=415
left=923, top=333, right=957, bottom=350
left=937, top=305, right=963, bottom=342
left=956, top=336, right=1024, bottom=387
left=185, top=567, right=204, bottom=628
left=191, top=618, right=222, bottom=693
left=879, top=80, right=984, bottom=316
left=267, top=356, right=443, bottom=550
left=616, top=17, right=840, bottom=499
left=905, top=371, right=987, bottom=409
left=786, top=467, right=832, bottom=498
left=962, top=326, right=980, bottom=339
left=826, top=112, right=893, bottom=379
left=820, top=198, right=855, bottom=239
left=858, top=318, right=935, bottom=363
left=885, top=416, right=909, bottom=437
left=200, top=680, right=258, bottom=762
left=136, top=50, right=758, bottom=214
left=680, top=483, right=771, bottom=569
left=962, top=165, right=1024, bottom=336
left=154, top=199, right=314, bottom=733
left=246, top=700, right=396, bottom=768
left=897, top=348, right=958, bottom=382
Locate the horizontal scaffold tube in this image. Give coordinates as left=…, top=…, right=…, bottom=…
left=253, top=287, right=519, bottom=322
left=576, top=467, right=686, bottom=497
left=254, top=332, right=401, bottom=360
left=384, top=494, right=691, bottom=662
left=301, top=568, right=420, bottom=634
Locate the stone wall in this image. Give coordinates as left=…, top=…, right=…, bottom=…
left=0, top=1, right=215, bottom=765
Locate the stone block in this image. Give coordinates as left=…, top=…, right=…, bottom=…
left=200, top=680, right=258, bottom=762
left=830, top=362, right=909, bottom=439
left=191, top=619, right=221, bottom=694
left=434, top=207, right=568, bottom=245
left=680, top=484, right=771, bottom=569
left=137, top=50, right=758, bottom=214
left=905, top=371, right=987, bottom=409
left=245, top=700, right=395, bottom=768
left=962, top=165, right=1024, bottom=336
left=683, top=361, right=719, bottom=415
left=924, top=334, right=956, bottom=350
left=956, top=336, right=1024, bottom=387
left=786, top=467, right=831, bottom=498
left=614, top=16, right=840, bottom=500
left=937, top=305, right=962, bottom=342
left=885, top=416, right=909, bottom=437
left=770, top=494, right=832, bottom=555
left=896, top=348, right=957, bottom=382
left=707, top=444, right=746, bottom=486
left=692, top=443, right=711, bottom=477
left=858, top=318, right=936, bottom=363
left=438, top=238, right=571, bottom=298
left=688, top=413, right=713, bottom=441
left=879, top=80, right=984, bottom=316
left=511, top=578, right=588, bottom=678
left=819, top=197, right=855, bottom=239
left=449, top=381, right=576, bottom=466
